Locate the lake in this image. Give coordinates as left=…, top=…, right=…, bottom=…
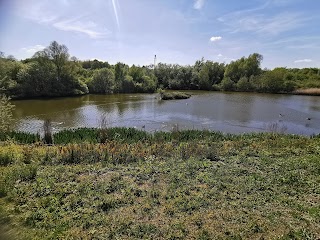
left=12, top=91, right=320, bottom=136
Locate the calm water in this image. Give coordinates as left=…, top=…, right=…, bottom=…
left=12, top=91, right=320, bottom=136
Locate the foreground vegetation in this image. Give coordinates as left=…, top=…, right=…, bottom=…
left=1, top=41, right=320, bottom=100
left=0, top=128, right=319, bottom=239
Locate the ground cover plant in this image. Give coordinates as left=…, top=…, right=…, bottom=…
left=0, top=129, right=319, bottom=239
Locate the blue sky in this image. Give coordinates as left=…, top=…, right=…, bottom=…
left=0, top=0, right=319, bottom=68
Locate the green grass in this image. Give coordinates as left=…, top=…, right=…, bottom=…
left=0, top=129, right=319, bottom=239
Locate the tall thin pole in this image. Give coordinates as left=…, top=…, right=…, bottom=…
left=154, top=55, right=157, bottom=69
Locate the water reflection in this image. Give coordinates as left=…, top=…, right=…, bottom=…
left=12, top=92, right=320, bottom=136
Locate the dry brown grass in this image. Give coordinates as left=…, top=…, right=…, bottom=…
left=293, top=88, right=320, bottom=96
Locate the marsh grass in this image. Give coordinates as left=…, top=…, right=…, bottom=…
left=0, top=131, right=40, bottom=144
left=294, top=88, right=320, bottom=96
left=0, top=129, right=319, bottom=239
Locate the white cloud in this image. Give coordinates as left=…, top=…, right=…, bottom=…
left=194, top=0, right=205, bottom=10
left=218, top=0, right=308, bottom=36
left=271, top=0, right=292, bottom=7
left=53, top=19, right=110, bottom=39
left=210, top=36, right=222, bottom=42
left=257, top=13, right=306, bottom=35
left=294, top=59, right=312, bottom=63
left=217, top=53, right=223, bottom=57
left=219, top=12, right=305, bottom=35
left=17, top=1, right=110, bottom=39
left=21, top=45, right=46, bottom=54
left=18, top=1, right=58, bottom=24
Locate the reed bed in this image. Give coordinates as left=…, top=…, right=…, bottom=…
left=2, top=127, right=307, bottom=145
left=293, top=88, right=320, bottom=96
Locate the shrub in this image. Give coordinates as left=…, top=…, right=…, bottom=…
left=220, top=77, right=235, bottom=91
left=236, top=76, right=253, bottom=92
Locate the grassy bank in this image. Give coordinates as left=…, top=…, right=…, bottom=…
left=0, top=129, right=319, bottom=239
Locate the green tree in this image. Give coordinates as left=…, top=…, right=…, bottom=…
left=199, top=65, right=211, bottom=90
left=220, top=77, right=235, bottom=91
left=129, top=65, right=145, bottom=83
left=243, top=53, right=263, bottom=77
left=0, top=57, right=21, bottom=95
left=115, top=63, right=127, bottom=83
left=175, top=66, right=193, bottom=89
left=43, top=41, right=69, bottom=80
left=114, top=62, right=128, bottom=92
left=141, top=75, right=157, bottom=93
left=122, top=75, right=135, bottom=93
left=88, top=68, right=115, bottom=94
left=225, top=53, right=263, bottom=82
left=27, top=41, right=88, bottom=97
left=155, top=63, right=171, bottom=88
left=236, top=76, right=253, bottom=92
left=16, top=61, right=55, bottom=97
left=255, top=68, right=287, bottom=93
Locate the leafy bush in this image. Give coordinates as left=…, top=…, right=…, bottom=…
left=220, top=77, right=235, bottom=91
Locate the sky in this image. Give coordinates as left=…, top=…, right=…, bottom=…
left=0, top=0, right=320, bottom=69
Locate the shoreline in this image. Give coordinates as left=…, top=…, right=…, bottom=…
left=9, top=88, right=320, bottom=101
left=1, top=127, right=318, bottom=145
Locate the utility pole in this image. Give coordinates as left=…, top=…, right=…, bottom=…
left=154, top=55, right=157, bottom=69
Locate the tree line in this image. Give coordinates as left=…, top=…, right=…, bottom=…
left=1, top=41, right=320, bottom=99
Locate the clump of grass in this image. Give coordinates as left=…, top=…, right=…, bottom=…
left=0, top=151, right=12, bottom=166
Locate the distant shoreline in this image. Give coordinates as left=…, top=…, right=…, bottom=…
left=9, top=88, right=320, bottom=101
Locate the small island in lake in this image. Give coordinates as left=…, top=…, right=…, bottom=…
left=160, top=91, right=191, bottom=100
